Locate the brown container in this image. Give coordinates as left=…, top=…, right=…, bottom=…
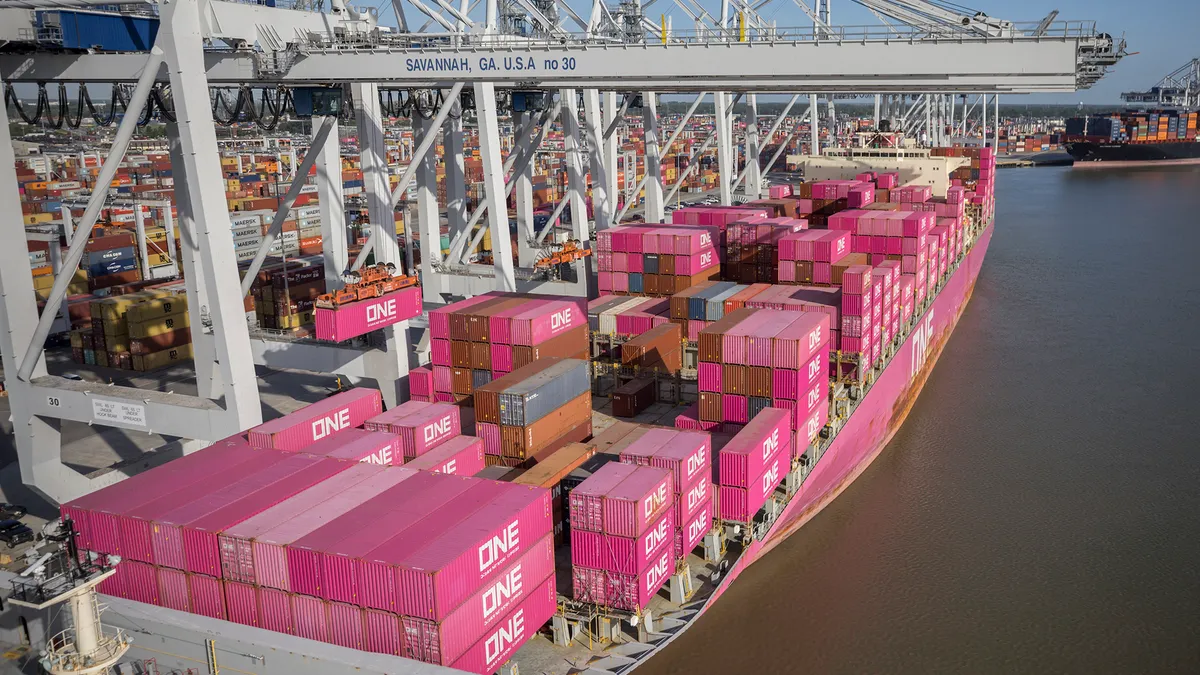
left=795, top=261, right=815, bottom=284
left=89, top=270, right=140, bottom=291
left=468, top=297, right=528, bottom=342
left=591, top=421, right=649, bottom=456
left=725, top=284, right=770, bottom=313
left=451, top=340, right=472, bottom=368
left=621, top=323, right=682, bottom=369
left=84, top=233, right=136, bottom=252
left=722, top=364, right=748, bottom=395
left=659, top=254, right=676, bottom=276
left=451, top=367, right=474, bottom=395
left=831, top=253, right=870, bottom=286
left=749, top=366, right=773, bottom=398
left=500, top=391, right=591, bottom=459
left=797, top=182, right=813, bottom=199
left=697, top=307, right=757, bottom=363
left=644, top=274, right=660, bottom=296
left=470, top=341, right=492, bottom=370
left=530, top=325, right=589, bottom=360
left=512, top=441, right=598, bottom=489
left=699, top=391, right=723, bottom=422
left=130, top=327, right=192, bottom=356
left=864, top=200, right=900, bottom=211
left=450, top=296, right=513, bottom=341
left=612, top=378, right=656, bottom=418
left=670, top=281, right=716, bottom=320
left=474, top=357, right=568, bottom=424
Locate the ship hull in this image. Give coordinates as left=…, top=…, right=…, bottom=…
left=1065, top=140, right=1200, bottom=167
left=690, top=219, right=994, bottom=617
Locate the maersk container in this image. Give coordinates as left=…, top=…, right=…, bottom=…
left=717, top=408, right=790, bottom=489
left=571, top=507, right=674, bottom=575
left=314, top=286, right=422, bottom=342
left=718, top=447, right=786, bottom=523
left=248, top=388, right=383, bottom=451
left=402, top=534, right=554, bottom=666
left=497, top=358, right=590, bottom=427
left=355, top=481, right=507, bottom=612
left=568, top=462, right=638, bottom=534
left=602, top=465, right=674, bottom=538
left=404, top=435, right=485, bottom=476
left=571, top=541, right=674, bottom=611
left=619, top=428, right=710, bottom=492
left=36, top=9, right=158, bottom=52
left=450, top=575, right=557, bottom=675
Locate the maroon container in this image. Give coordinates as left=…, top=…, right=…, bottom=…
left=404, top=435, right=485, bottom=476
left=314, top=286, right=422, bottom=342
left=402, top=534, right=554, bottom=665
left=248, top=388, right=383, bottom=451
left=449, top=575, right=557, bottom=675
left=393, top=484, right=553, bottom=620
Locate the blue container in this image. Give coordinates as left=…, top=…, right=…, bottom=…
left=344, top=180, right=364, bottom=189
left=688, top=282, right=736, bottom=321
left=628, top=273, right=643, bottom=294
left=87, top=257, right=137, bottom=278
left=644, top=254, right=659, bottom=274
left=37, top=9, right=159, bottom=52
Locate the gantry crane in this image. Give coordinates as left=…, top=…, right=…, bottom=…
left=1121, top=58, right=1200, bottom=109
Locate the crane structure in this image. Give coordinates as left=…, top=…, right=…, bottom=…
left=0, top=0, right=1124, bottom=504
left=1121, top=58, right=1200, bottom=109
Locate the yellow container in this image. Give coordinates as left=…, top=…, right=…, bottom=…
left=275, top=312, right=314, bottom=329
left=33, top=274, right=54, bottom=290
left=128, top=312, right=190, bottom=339
left=23, top=213, right=53, bottom=225
left=132, top=344, right=194, bottom=372
left=126, top=293, right=187, bottom=325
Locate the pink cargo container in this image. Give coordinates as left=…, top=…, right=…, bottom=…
left=365, top=609, right=403, bottom=656
left=329, top=479, right=499, bottom=607
left=394, top=484, right=553, bottom=620
left=717, top=408, right=790, bottom=489
left=156, top=566, right=189, bottom=612
left=188, top=573, right=226, bottom=620
left=430, top=294, right=494, bottom=339
left=698, top=362, right=721, bottom=392
left=363, top=400, right=430, bottom=432
left=329, top=601, right=366, bottom=650
left=718, top=448, right=786, bottom=523
left=772, top=312, right=831, bottom=369
left=365, top=403, right=461, bottom=460
left=510, top=300, right=585, bottom=346
left=675, top=498, right=714, bottom=559
left=299, top=428, right=404, bottom=465
left=572, top=508, right=673, bottom=575
left=571, top=540, right=674, bottom=612
left=491, top=343, right=514, bottom=372
left=476, top=422, right=501, bottom=456
left=225, top=580, right=258, bottom=626
left=285, top=472, right=473, bottom=597
left=449, top=575, right=557, bottom=675
left=249, top=388, right=383, bottom=451
left=602, top=465, right=674, bottom=538
left=258, top=586, right=293, bottom=634
left=218, top=464, right=415, bottom=587
left=315, top=286, right=422, bottom=342
left=404, top=435, right=485, bottom=476
left=64, top=435, right=258, bottom=555
left=432, top=339, right=451, bottom=366
left=619, top=428, right=711, bottom=493
left=410, top=366, right=434, bottom=398
left=403, top=534, right=554, bottom=665
left=813, top=231, right=851, bottom=262
left=568, top=462, right=638, bottom=533
left=676, top=472, right=711, bottom=525
left=291, top=593, right=329, bottom=641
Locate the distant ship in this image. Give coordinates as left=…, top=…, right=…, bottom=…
left=1065, top=110, right=1200, bottom=166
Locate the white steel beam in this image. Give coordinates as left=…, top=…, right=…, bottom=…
left=513, top=109, right=538, bottom=266
left=314, top=115, right=348, bottom=290
left=714, top=91, right=733, bottom=205
left=614, top=91, right=707, bottom=223
left=355, top=83, right=403, bottom=268
left=743, top=94, right=761, bottom=198
left=444, top=98, right=467, bottom=252
left=601, top=91, right=619, bottom=206
left=415, top=113, right=443, bottom=303
left=561, top=88, right=589, bottom=243
left=809, top=93, right=819, bottom=155
left=641, top=91, right=664, bottom=223
left=583, top=89, right=613, bottom=232
left=474, top=81, right=517, bottom=291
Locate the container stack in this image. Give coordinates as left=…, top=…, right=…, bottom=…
left=474, top=357, right=593, bottom=467
left=249, top=261, right=326, bottom=331
left=568, top=462, right=677, bottom=611
left=595, top=225, right=721, bottom=296
left=618, top=428, right=715, bottom=560
left=838, top=265, right=875, bottom=367
left=692, top=308, right=831, bottom=446
left=409, top=366, right=435, bottom=403
left=76, top=289, right=192, bottom=371
left=364, top=401, right=463, bottom=462
left=513, top=441, right=600, bottom=545
left=776, top=229, right=858, bottom=285
left=429, top=293, right=588, bottom=403
left=402, top=435, right=486, bottom=476
left=715, top=408, right=791, bottom=524
left=250, top=389, right=384, bottom=451
left=723, top=217, right=807, bottom=284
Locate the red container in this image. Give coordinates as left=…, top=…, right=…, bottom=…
left=329, top=601, right=366, bottom=650
left=299, top=428, right=404, bottom=465
left=571, top=540, right=674, bottom=611
left=717, top=408, right=790, bottom=488
left=365, top=609, right=403, bottom=656
left=449, top=575, right=557, bottom=675
left=315, top=286, right=422, bottom=342
left=394, top=484, right=553, bottom=620
left=601, top=465, right=674, bottom=538
left=258, top=586, right=293, bottom=634
left=404, top=436, right=485, bottom=476
left=619, top=428, right=711, bottom=492
left=571, top=507, right=674, bottom=575
left=188, top=573, right=226, bottom=620
left=568, top=462, right=638, bottom=533
left=718, top=447, right=786, bottom=523
left=248, top=388, right=383, bottom=451
left=291, top=593, right=329, bottom=642
left=365, top=403, right=461, bottom=460
left=675, top=496, right=714, bottom=559
left=403, top=534, right=554, bottom=665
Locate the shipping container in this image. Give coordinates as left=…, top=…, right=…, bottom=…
left=619, top=428, right=711, bottom=492
left=571, top=507, right=674, bottom=575
left=365, top=403, right=461, bottom=460
left=404, top=435, right=485, bottom=476
left=717, top=408, right=790, bottom=489
left=314, top=286, right=422, bottom=342
left=248, top=388, right=383, bottom=451
left=718, top=447, right=786, bottom=523
left=496, top=359, right=590, bottom=427
left=571, top=542, right=673, bottom=611
left=449, top=575, right=557, bottom=675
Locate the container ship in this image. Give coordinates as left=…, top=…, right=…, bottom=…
left=6, top=142, right=995, bottom=675
left=1064, top=109, right=1200, bottom=165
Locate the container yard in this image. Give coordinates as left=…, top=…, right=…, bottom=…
left=0, top=2, right=1128, bottom=675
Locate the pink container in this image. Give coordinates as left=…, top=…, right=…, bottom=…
left=772, top=312, right=831, bottom=369
left=619, top=428, right=711, bottom=492
left=722, top=310, right=773, bottom=365
left=345, top=478, right=504, bottom=605
left=249, top=388, right=383, bottom=451
left=796, top=396, right=831, bottom=448
left=476, top=422, right=501, bottom=456
left=717, top=408, right=790, bottom=489
left=598, top=272, right=612, bottom=293
left=491, top=343, right=514, bottom=372
left=813, top=231, right=850, bottom=262
left=157, top=566, right=189, bottom=612
left=718, top=447, right=786, bottom=523
left=842, top=265, right=872, bottom=295
left=188, top=573, right=226, bottom=620
left=433, top=366, right=452, bottom=393
left=305, top=429, right=404, bottom=465
left=292, top=593, right=329, bottom=642
left=431, top=339, right=452, bottom=366
left=361, top=400, right=429, bottom=432
left=571, top=542, right=673, bottom=612
left=410, top=367, right=434, bottom=398
left=394, top=484, right=552, bottom=620
left=676, top=472, right=712, bottom=528
left=365, top=609, right=402, bottom=656
left=329, top=602, right=366, bottom=650
left=430, top=295, right=494, bottom=339
left=510, top=300, right=585, bottom=346
left=773, top=368, right=798, bottom=400
left=674, top=404, right=722, bottom=432
left=601, top=465, right=674, bottom=538
left=676, top=497, right=714, bottom=559
left=402, top=534, right=554, bottom=665
left=746, top=311, right=799, bottom=367
left=490, top=301, right=532, bottom=344
left=315, top=286, right=422, bottom=342
left=568, top=462, right=638, bottom=533
left=225, top=580, right=257, bottom=626
left=450, top=575, right=557, bottom=675
left=366, top=403, right=461, bottom=460
left=258, top=586, right=293, bottom=634
left=235, top=466, right=415, bottom=590
left=722, top=394, right=749, bottom=424
left=404, top=435, right=485, bottom=476
left=571, top=508, right=674, bottom=575
left=113, top=559, right=157, bottom=604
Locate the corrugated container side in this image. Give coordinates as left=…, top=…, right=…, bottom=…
left=156, top=566, right=189, bottom=612
left=404, top=435, right=485, bottom=476
left=314, top=286, right=421, bottom=342
left=449, top=575, right=557, bottom=675
left=717, top=408, right=791, bottom=488
left=328, top=601, right=366, bottom=650
left=571, top=542, right=673, bottom=611
left=247, top=388, right=383, bottom=451
left=291, top=593, right=329, bottom=642
left=224, top=580, right=258, bottom=626
left=188, top=573, right=226, bottom=620
left=675, top=499, right=714, bottom=559
left=258, top=586, right=294, bottom=634
left=718, top=448, right=786, bottom=523
left=568, top=462, right=638, bottom=533
left=602, top=466, right=674, bottom=538
left=365, top=609, right=404, bottom=656
left=571, top=508, right=674, bottom=575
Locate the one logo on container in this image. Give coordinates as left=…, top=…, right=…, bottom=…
left=685, top=476, right=709, bottom=513
left=365, top=297, right=398, bottom=327
left=687, top=504, right=712, bottom=542
left=549, top=307, right=575, bottom=334
left=644, top=549, right=672, bottom=594
left=762, top=429, right=780, bottom=462
left=642, top=482, right=668, bottom=519
left=484, top=608, right=526, bottom=668
left=910, top=309, right=936, bottom=379
left=423, top=415, right=454, bottom=445
left=684, top=445, right=707, bottom=483
left=312, top=408, right=351, bottom=441
left=761, top=457, right=781, bottom=500
left=643, top=515, right=670, bottom=557
left=482, top=563, right=523, bottom=622
left=479, top=520, right=519, bottom=575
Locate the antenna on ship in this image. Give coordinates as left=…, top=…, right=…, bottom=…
left=6, top=519, right=131, bottom=675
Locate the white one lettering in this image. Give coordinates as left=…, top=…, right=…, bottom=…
left=762, top=429, right=780, bottom=461
left=806, top=383, right=823, bottom=410
left=805, top=412, right=821, bottom=440
left=424, top=415, right=454, bottom=444
left=761, top=460, right=781, bottom=498
left=684, top=446, right=707, bottom=482
left=485, top=608, right=525, bottom=667
left=686, top=476, right=709, bottom=512
left=312, top=408, right=351, bottom=441
left=645, top=550, right=671, bottom=592
left=807, top=354, right=823, bottom=381
left=808, top=325, right=823, bottom=351
left=360, top=447, right=393, bottom=465
left=366, top=298, right=398, bottom=326
left=643, top=516, right=670, bottom=556
left=482, top=564, right=523, bottom=621
left=549, top=307, right=574, bottom=332
left=910, top=309, right=936, bottom=379
left=642, top=483, right=668, bottom=519
left=701, top=251, right=713, bottom=266
left=438, top=459, right=458, bottom=474
left=479, top=520, right=520, bottom=573
left=687, top=505, right=711, bottom=541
